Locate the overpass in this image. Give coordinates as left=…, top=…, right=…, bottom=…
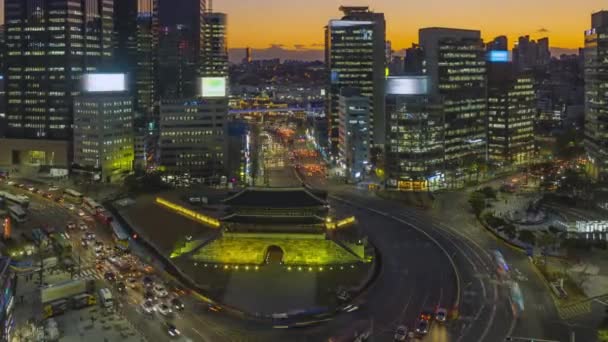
left=229, top=107, right=323, bottom=115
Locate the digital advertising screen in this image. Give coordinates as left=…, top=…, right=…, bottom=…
left=83, top=74, right=127, bottom=92
left=200, top=77, right=227, bottom=98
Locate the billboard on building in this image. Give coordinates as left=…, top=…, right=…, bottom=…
left=488, top=50, right=510, bottom=63
left=386, top=76, right=428, bottom=95
left=200, top=77, right=227, bottom=98
left=83, top=74, right=126, bottom=92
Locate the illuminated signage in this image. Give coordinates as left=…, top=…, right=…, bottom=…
left=200, top=77, right=227, bottom=98
left=83, top=74, right=126, bottom=92
left=488, top=50, right=509, bottom=63
left=386, top=76, right=428, bottom=95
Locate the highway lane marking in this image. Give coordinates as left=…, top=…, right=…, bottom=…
left=330, top=194, right=462, bottom=314
left=191, top=328, right=209, bottom=342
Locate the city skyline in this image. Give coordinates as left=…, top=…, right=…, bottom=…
left=215, top=0, right=602, bottom=52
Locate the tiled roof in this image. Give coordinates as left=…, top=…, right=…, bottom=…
left=223, top=187, right=327, bottom=208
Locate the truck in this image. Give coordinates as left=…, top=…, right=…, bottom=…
left=41, top=279, right=95, bottom=318
left=98, top=287, right=113, bottom=309
left=71, top=293, right=97, bottom=309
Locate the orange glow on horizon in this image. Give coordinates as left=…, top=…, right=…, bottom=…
left=215, top=0, right=604, bottom=51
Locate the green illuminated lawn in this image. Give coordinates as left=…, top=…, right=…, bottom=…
left=191, top=237, right=362, bottom=265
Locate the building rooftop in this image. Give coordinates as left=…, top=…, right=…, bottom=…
left=223, top=187, right=327, bottom=208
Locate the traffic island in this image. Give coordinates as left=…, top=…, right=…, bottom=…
left=115, top=187, right=377, bottom=320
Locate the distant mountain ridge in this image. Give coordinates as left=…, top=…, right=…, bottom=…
left=228, top=46, right=581, bottom=63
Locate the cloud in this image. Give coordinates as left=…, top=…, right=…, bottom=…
left=537, top=27, right=549, bottom=33
left=294, top=44, right=307, bottom=50
left=268, top=44, right=285, bottom=49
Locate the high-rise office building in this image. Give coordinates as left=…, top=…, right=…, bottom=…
left=487, top=35, right=508, bottom=51
left=403, top=44, right=424, bottom=74
left=1, top=0, right=114, bottom=169
left=158, top=0, right=207, bottom=77
left=486, top=48, right=535, bottom=166
left=385, top=76, right=444, bottom=191
left=337, top=88, right=370, bottom=181
left=4, top=0, right=114, bottom=140
left=584, top=11, right=608, bottom=180
left=419, top=28, right=487, bottom=186
left=513, top=35, right=550, bottom=72
left=73, top=74, right=134, bottom=183
left=201, top=12, right=229, bottom=77
left=159, top=98, right=227, bottom=179
left=158, top=25, right=198, bottom=99
left=325, top=6, right=386, bottom=154
left=114, top=0, right=159, bottom=123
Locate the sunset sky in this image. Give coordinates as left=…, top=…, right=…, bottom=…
left=214, top=0, right=605, bottom=51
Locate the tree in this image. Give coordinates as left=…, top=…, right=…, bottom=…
left=469, top=191, right=486, bottom=217
left=518, top=230, right=536, bottom=246
left=480, top=186, right=497, bottom=199
left=503, top=224, right=517, bottom=240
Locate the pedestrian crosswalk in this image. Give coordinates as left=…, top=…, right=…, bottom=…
left=73, top=268, right=104, bottom=280
left=556, top=301, right=591, bottom=320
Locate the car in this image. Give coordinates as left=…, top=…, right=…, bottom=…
left=435, top=308, right=448, bottom=322
left=142, top=276, right=154, bottom=288
left=66, top=222, right=76, bottom=230
left=95, top=250, right=105, bottom=258
left=144, top=290, right=155, bottom=301
left=155, top=303, right=172, bottom=316
left=6, top=181, right=15, bottom=186
left=27, top=185, right=35, bottom=192
left=81, top=239, right=89, bottom=248
left=42, top=192, right=52, bottom=199
left=48, top=186, right=60, bottom=192
left=78, top=209, right=86, bottom=217
left=170, top=298, right=184, bottom=311
left=65, top=203, right=76, bottom=211
left=85, top=232, right=96, bottom=240
left=17, top=183, right=25, bottom=188
left=116, top=281, right=126, bottom=293
left=394, top=325, right=408, bottom=341
left=127, top=277, right=138, bottom=289
left=36, top=189, right=44, bottom=195
left=207, top=304, right=222, bottom=313
left=415, top=319, right=429, bottom=336
left=54, top=196, right=64, bottom=203
left=104, top=271, right=116, bottom=282
left=79, top=222, right=88, bottom=231
left=165, top=322, right=180, bottom=337
left=153, top=285, right=169, bottom=298
left=141, top=300, right=155, bottom=314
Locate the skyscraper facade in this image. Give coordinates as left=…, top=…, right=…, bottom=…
left=487, top=61, right=535, bottom=166
left=114, top=0, right=159, bottom=123
left=337, top=88, right=370, bottom=182
left=325, top=6, right=386, bottom=155
left=73, top=74, right=134, bottom=183
left=584, top=11, right=608, bottom=180
left=158, top=25, right=198, bottom=99
left=201, top=12, right=229, bottom=77
left=385, top=76, right=444, bottom=191
left=4, top=0, right=114, bottom=141
left=419, top=28, right=487, bottom=186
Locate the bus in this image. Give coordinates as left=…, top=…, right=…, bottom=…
left=110, top=219, right=130, bottom=251
left=8, top=205, right=27, bottom=223
left=493, top=250, right=510, bottom=276
left=63, top=189, right=83, bottom=204
left=0, top=191, right=30, bottom=209
left=83, top=197, right=103, bottom=214
left=510, top=282, right=525, bottom=318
